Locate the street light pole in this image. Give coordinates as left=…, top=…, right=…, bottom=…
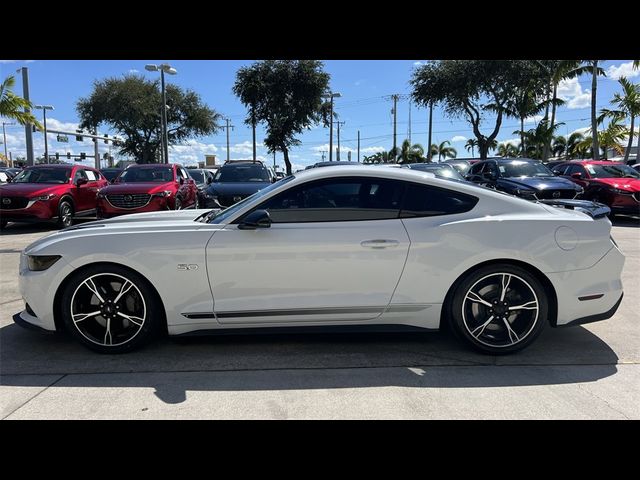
left=145, top=63, right=177, bottom=164
left=322, top=92, right=341, bottom=162
left=34, top=105, right=54, bottom=163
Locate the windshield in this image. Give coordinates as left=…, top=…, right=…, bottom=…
left=586, top=163, right=640, bottom=179
left=499, top=161, right=553, bottom=177
left=409, top=164, right=465, bottom=181
left=189, top=170, right=204, bottom=183
left=445, top=161, right=471, bottom=174
left=117, top=167, right=174, bottom=183
left=12, top=168, right=71, bottom=184
left=214, top=164, right=270, bottom=182
left=199, top=175, right=295, bottom=224
left=102, top=170, right=122, bottom=182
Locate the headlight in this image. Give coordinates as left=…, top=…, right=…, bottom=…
left=29, top=194, right=57, bottom=201
left=97, top=192, right=106, bottom=199
left=27, top=255, right=61, bottom=271
left=608, top=187, right=631, bottom=195
left=515, top=189, right=536, bottom=198
left=205, top=193, right=218, bottom=199
left=153, top=190, right=172, bottom=197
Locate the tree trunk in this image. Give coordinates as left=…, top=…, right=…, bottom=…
left=624, top=114, right=635, bottom=164
left=591, top=62, right=600, bottom=159
left=478, top=139, right=489, bottom=160
left=427, top=102, right=433, bottom=162
left=282, top=146, right=292, bottom=175
left=520, top=117, right=525, bottom=157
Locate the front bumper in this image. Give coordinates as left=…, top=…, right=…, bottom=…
left=548, top=244, right=625, bottom=327
left=97, top=196, right=170, bottom=218
left=0, top=200, right=57, bottom=222
left=13, top=310, right=56, bottom=333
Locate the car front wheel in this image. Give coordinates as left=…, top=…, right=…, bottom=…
left=60, top=265, right=162, bottom=353
left=449, top=264, right=548, bottom=354
left=57, top=200, right=74, bottom=228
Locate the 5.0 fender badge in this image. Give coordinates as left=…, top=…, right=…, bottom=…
left=177, top=264, right=199, bottom=270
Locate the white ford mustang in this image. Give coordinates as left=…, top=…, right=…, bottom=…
left=15, top=166, right=624, bottom=354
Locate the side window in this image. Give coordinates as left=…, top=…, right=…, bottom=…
left=176, top=168, right=186, bottom=180
left=400, top=183, right=478, bottom=218
left=552, top=164, right=567, bottom=175
left=468, top=163, right=484, bottom=176
left=565, top=165, right=580, bottom=176
left=85, top=170, right=98, bottom=181
left=253, top=177, right=405, bottom=223
left=486, top=162, right=499, bottom=177
left=179, top=167, right=190, bottom=179
left=73, top=169, right=88, bottom=182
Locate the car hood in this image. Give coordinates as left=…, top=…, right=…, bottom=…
left=0, top=183, right=67, bottom=197
left=591, top=177, right=640, bottom=192
left=206, top=182, right=270, bottom=195
left=499, top=176, right=579, bottom=191
left=100, top=182, right=174, bottom=194
left=24, top=208, right=224, bottom=255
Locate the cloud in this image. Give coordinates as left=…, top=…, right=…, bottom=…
left=229, top=140, right=264, bottom=155
left=128, top=69, right=139, bottom=74
left=451, top=135, right=467, bottom=142
left=499, top=138, right=521, bottom=147
left=354, top=79, right=365, bottom=86
left=606, top=61, right=639, bottom=80
left=557, top=77, right=592, bottom=109
left=413, top=61, right=426, bottom=67
left=524, top=115, right=544, bottom=125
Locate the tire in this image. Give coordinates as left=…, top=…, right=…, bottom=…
left=194, top=195, right=200, bottom=209
left=57, top=199, right=74, bottom=229
left=174, top=197, right=182, bottom=210
left=449, top=263, right=548, bottom=354
left=60, top=264, right=163, bottom=353
left=0, top=218, right=7, bottom=230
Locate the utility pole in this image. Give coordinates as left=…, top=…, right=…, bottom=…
left=2, top=122, right=15, bottom=164
left=320, top=150, right=327, bottom=161
left=335, top=121, right=345, bottom=161
left=427, top=101, right=434, bottom=162
left=391, top=94, right=399, bottom=162
left=16, top=67, right=34, bottom=166
left=408, top=101, right=412, bottom=145
left=219, top=118, right=234, bottom=162
left=357, top=130, right=360, bottom=162
left=93, top=126, right=100, bottom=169
left=273, top=150, right=276, bottom=169
left=322, top=92, right=342, bottom=162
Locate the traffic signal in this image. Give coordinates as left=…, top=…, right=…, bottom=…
left=55, top=153, right=59, bottom=160
left=67, top=152, right=71, bottom=159
left=103, top=153, right=109, bottom=159
left=80, top=152, right=86, bottom=160
left=104, top=134, right=109, bottom=144
left=75, top=130, right=84, bottom=141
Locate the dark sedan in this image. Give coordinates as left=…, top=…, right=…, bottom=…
left=465, top=158, right=583, bottom=200
left=203, top=161, right=274, bottom=208
left=406, top=163, right=468, bottom=182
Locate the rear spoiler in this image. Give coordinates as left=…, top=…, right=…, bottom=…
left=538, top=199, right=611, bottom=219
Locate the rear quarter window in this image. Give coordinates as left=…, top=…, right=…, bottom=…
left=400, top=183, right=478, bottom=217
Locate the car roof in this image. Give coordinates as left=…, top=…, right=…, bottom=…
left=565, top=160, right=625, bottom=165
left=126, top=163, right=176, bottom=168
left=26, top=164, right=74, bottom=169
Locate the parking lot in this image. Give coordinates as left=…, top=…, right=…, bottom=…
left=1, top=217, right=639, bottom=419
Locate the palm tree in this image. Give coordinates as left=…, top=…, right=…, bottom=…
left=435, top=140, right=457, bottom=161
left=566, top=131, right=585, bottom=159
left=397, top=139, right=425, bottom=164
left=502, top=88, right=546, bottom=157
left=604, top=77, right=640, bottom=163
left=497, top=142, right=519, bottom=157
left=464, top=138, right=478, bottom=157
left=569, top=61, right=606, bottom=159
left=579, top=115, right=629, bottom=159
left=552, top=136, right=567, bottom=158
left=0, top=75, right=41, bottom=127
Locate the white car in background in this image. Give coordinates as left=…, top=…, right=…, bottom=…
left=15, top=166, right=624, bottom=354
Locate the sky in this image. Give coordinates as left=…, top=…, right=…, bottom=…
left=1, top=59, right=638, bottom=171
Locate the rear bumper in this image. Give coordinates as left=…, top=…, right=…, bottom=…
left=548, top=244, right=625, bottom=327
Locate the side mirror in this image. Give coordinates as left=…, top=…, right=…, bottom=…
left=571, top=172, right=583, bottom=179
left=238, top=209, right=271, bottom=230
left=76, top=177, right=88, bottom=187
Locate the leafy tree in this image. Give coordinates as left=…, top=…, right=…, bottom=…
left=411, top=60, right=535, bottom=159
left=77, top=75, right=219, bottom=163
left=497, top=142, right=519, bottom=157
left=0, top=75, right=42, bottom=128
left=464, top=138, right=478, bottom=157
left=397, top=139, right=425, bottom=164
left=233, top=60, right=330, bottom=175
left=566, top=131, right=585, bottom=159
left=552, top=136, right=567, bottom=157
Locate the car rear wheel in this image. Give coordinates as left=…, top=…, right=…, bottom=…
left=449, top=264, right=548, bottom=354
left=60, top=265, right=162, bottom=353
left=174, top=197, right=182, bottom=210
left=57, top=200, right=74, bottom=228
left=0, top=219, right=7, bottom=230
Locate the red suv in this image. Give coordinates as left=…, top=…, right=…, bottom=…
left=97, top=163, right=198, bottom=218
left=0, top=164, right=108, bottom=229
left=552, top=160, right=640, bottom=216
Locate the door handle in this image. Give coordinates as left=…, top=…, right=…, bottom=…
left=360, top=239, right=400, bottom=249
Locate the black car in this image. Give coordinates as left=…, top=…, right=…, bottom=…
left=406, top=163, right=468, bottom=182
left=441, top=159, right=472, bottom=175
left=100, top=168, right=124, bottom=183
left=186, top=168, right=215, bottom=206
left=465, top=158, right=583, bottom=200
left=203, top=161, right=274, bottom=208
